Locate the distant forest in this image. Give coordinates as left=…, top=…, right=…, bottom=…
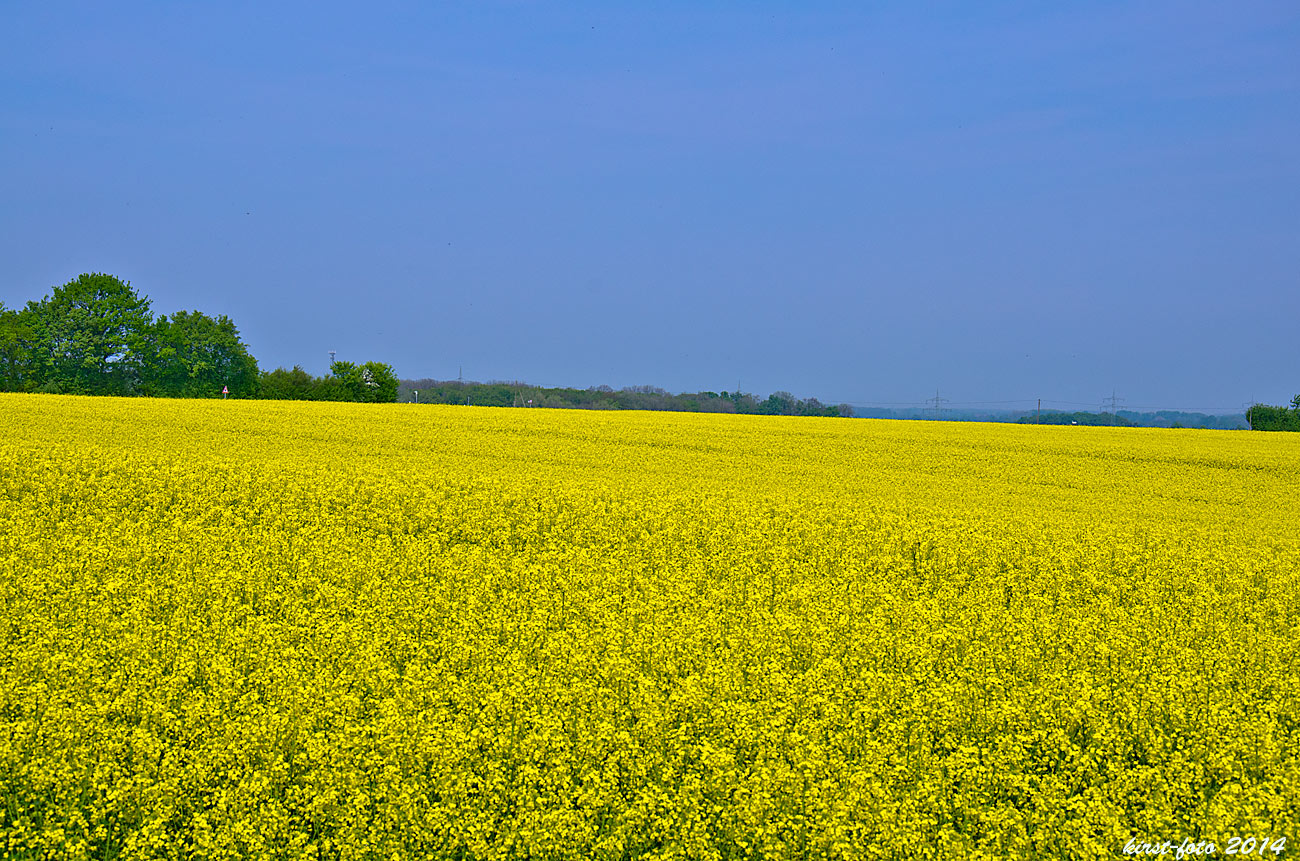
left=1014, top=410, right=1249, bottom=429
left=850, top=407, right=1248, bottom=429
left=399, top=379, right=853, bottom=417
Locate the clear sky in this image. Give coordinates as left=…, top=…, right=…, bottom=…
left=3, top=1, right=1297, bottom=411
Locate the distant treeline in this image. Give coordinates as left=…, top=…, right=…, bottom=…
left=1017, top=411, right=1137, bottom=427
left=399, top=379, right=853, bottom=417
left=1247, top=399, right=1300, bottom=432
left=1016, top=410, right=1249, bottom=429
left=0, top=273, right=397, bottom=402
left=855, top=407, right=1247, bottom=429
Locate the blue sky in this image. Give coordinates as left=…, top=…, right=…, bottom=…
left=3, top=1, right=1296, bottom=411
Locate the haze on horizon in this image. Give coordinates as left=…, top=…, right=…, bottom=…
left=3, top=1, right=1296, bottom=413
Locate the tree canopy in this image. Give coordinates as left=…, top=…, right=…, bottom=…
left=22, top=273, right=153, bottom=395
left=1247, top=400, right=1300, bottom=432
left=143, top=310, right=260, bottom=398
left=257, top=361, right=400, bottom=403
left=329, top=360, right=400, bottom=404
left=2, top=273, right=397, bottom=403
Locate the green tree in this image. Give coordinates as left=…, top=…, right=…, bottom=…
left=1246, top=403, right=1300, bottom=432
left=25, top=273, right=153, bottom=395
left=259, top=366, right=321, bottom=400
left=329, top=359, right=398, bottom=403
left=760, top=391, right=796, bottom=416
left=0, top=302, right=36, bottom=391
left=143, top=310, right=260, bottom=398
left=360, top=361, right=398, bottom=403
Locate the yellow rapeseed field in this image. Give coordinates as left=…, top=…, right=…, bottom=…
left=1, top=393, right=1297, bottom=860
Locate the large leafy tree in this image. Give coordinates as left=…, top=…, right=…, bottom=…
left=25, top=273, right=153, bottom=395
left=143, top=310, right=260, bottom=398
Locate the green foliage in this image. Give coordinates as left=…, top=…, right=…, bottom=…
left=5, top=275, right=263, bottom=400
left=329, top=360, right=381, bottom=402
left=1247, top=402, right=1300, bottom=432
left=1016, top=411, right=1137, bottom=427
left=257, top=366, right=346, bottom=401
left=397, top=379, right=852, bottom=417
left=757, top=390, right=842, bottom=417
left=24, top=273, right=153, bottom=395
left=257, top=360, right=399, bottom=403
left=352, top=361, right=399, bottom=403
left=8, top=272, right=404, bottom=405
left=0, top=302, right=36, bottom=392
left=142, top=311, right=260, bottom=398
left=328, top=360, right=399, bottom=403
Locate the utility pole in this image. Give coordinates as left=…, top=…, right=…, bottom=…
left=1037, top=398, right=1041, bottom=425
left=926, top=388, right=949, bottom=420
left=329, top=350, right=336, bottom=366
